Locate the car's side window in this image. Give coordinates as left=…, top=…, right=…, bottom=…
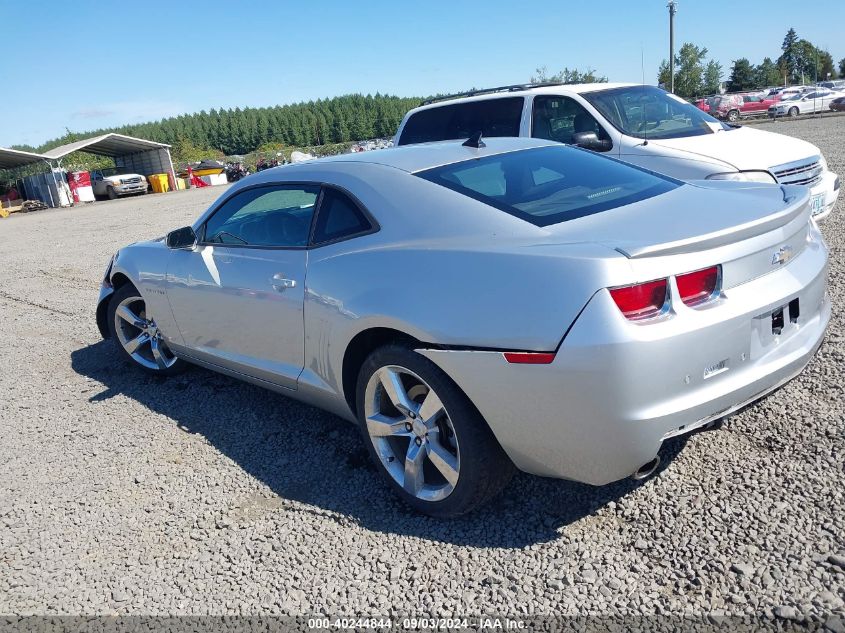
left=398, top=97, right=524, bottom=145
left=203, top=185, right=319, bottom=248
left=311, top=188, right=373, bottom=245
left=532, top=96, right=612, bottom=151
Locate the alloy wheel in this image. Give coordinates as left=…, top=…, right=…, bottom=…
left=364, top=365, right=460, bottom=502
left=113, top=295, right=178, bottom=371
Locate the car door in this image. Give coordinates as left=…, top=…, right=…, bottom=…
left=165, top=183, right=320, bottom=389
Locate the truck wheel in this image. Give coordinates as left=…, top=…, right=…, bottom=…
left=107, top=187, right=117, bottom=200
left=727, top=109, right=739, bottom=123
left=788, top=107, right=799, bottom=118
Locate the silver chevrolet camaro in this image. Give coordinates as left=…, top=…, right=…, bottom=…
left=96, top=137, right=830, bottom=517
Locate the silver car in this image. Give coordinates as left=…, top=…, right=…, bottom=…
left=96, top=137, right=830, bottom=516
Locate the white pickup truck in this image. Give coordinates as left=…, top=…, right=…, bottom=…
left=394, top=82, right=840, bottom=220
left=91, top=168, right=149, bottom=200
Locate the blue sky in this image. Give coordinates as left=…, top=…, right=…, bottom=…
left=2, top=0, right=842, bottom=147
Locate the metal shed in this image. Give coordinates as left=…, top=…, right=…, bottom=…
left=0, top=147, right=69, bottom=208
left=43, top=133, right=177, bottom=191
left=0, top=146, right=48, bottom=170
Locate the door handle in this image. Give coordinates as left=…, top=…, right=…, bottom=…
left=272, top=273, right=296, bottom=292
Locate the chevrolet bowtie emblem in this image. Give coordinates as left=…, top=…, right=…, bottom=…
left=771, top=245, right=794, bottom=266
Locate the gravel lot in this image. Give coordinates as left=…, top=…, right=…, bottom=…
left=1, top=117, right=844, bottom=623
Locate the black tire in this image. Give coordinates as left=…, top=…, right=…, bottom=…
left=107, top=283, right=187, bottom=376
left=788, top=106, right=799, bottom=118
left=356, top=344, right=514, bottom=517
left=727, top=109, right=740, bottom=123
left=107, top=187, right=117, bottom=200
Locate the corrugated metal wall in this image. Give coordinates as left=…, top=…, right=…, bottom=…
left=115, top=148, right=173, bottom=180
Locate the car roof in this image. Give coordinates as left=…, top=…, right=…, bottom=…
left=271, top=137, right=560, bottom=175
left=406, top=82, right=637, bottom=114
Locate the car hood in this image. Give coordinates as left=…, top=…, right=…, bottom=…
left=542, top=181, right=809, bottom=259
left=648, top=126, right=820, bottom=171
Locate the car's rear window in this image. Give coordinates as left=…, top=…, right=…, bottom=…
left=416, top=145, right=679, bottom=227
left=398, top=97, right=524, bottom=146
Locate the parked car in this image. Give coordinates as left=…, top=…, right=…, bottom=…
left=768, top=86, right=813, bottom=98
left=394, top=83, right=841, bottom=220
left=818, top=80, right=845, bottom=91
left=716, top=93, right=781, bottom=122
left=830, top=95, right=845, bottom=112
left=768, top=90, right=843, bottom=118
left=91, top=168, right=149, bottom=200
left=96, top=138, right=830, bottom=516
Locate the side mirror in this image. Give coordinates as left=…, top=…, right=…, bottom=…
left=166, top=226, right=197, bottom=249
left=571, top=131, right=611, bottom=152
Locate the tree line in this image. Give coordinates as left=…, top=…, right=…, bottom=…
left=14, top=93, right=423, bottom=164
left=659, top=27, right=843, bottom=98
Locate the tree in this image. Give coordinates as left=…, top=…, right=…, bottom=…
left=755, top=57, right=781, bottom=88
left=675, top=43, right=709, bottom=99
left=657, top=60, right=671, bottom=88
left=778, top=28, right=801, bottom=83
left=703, top=60, right=722, bottom=94
left=727, top=58, right=755, bottom=92
left=817, top=49, right=836, bottom=80
left=530, top=66, right=607, bottom=84
left=840, top=58, right=845, bottom=78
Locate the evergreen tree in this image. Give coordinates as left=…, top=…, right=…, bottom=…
left=727, top=58, right=755, bottom=92
left=755, top=58, right=781, bottom=88
left=778, top=28, right=801, bottom=83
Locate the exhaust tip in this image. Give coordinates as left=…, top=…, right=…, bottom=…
left=631, top=456, right=661, bottom=481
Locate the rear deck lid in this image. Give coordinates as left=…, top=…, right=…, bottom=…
left=544, top=180, right=810, bottom=259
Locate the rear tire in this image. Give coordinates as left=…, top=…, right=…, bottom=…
left=107, top=283, right=187, bottom=376
left=356, top=344, right=514, bottom=517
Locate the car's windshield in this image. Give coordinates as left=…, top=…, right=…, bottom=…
left=583, top=85, right=730, bottom=140
left=416, top=145, right=679, bottom=227
left=782, top=94, right=802, bottom=101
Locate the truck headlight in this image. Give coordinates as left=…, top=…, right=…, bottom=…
left=706, top=170, right=778, bottom=184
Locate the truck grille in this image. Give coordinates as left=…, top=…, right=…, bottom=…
left=123, top=177, right=142, bottom=184
left=771, top=157, right=823, bottom=187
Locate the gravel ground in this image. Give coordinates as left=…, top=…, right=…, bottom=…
left=1, top=118, right=844, bottom=624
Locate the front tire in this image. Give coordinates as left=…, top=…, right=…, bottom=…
left=788, top=106, right=799, bottom=118
left=107, top=187, right=117, bottom=200
left=727, top=109, right=739, bottom=123
left=107, top=283, right=186, bottom=375
left=356, top=344, right=514, bottom=517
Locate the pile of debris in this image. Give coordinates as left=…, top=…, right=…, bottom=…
left=20, top=200, right=49, bottom=212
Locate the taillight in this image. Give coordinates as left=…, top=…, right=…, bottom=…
left=677, top=265, right=720, bottom=306
left=503, top=352, right=556, bottom=364
left=609, top=279, right=668, bottom=321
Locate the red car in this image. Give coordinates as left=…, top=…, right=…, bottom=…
left=716, top=93, right=781, bottom=122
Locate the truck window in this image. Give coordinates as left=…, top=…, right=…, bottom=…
left=398, top=97, right=524, bottom=146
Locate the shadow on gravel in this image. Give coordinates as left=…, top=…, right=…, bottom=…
left=71, top=340, right=691, bottom=547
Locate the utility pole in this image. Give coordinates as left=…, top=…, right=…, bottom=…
left=668, top=1, right=677, bottom=93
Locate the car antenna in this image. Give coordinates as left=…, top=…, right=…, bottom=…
left=641, top=46, right=649, bottom=146
left=463, top=131, right=486, bottom=148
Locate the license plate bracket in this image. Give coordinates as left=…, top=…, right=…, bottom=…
left=810, top=193, right=824, bottom=216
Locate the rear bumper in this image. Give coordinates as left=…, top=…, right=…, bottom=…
left=420, top=235, right=829, bottom=485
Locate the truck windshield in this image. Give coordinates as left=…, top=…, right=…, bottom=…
left=584, top=85, right=731, bottom=140
left=416, top=145, right=679, bottom=227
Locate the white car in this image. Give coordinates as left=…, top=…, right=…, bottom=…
left=394, top=82, right=840, bottom=220
left=91, top=168, right=149, bottom=200
left=769, top=90, right=844, bottom=118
